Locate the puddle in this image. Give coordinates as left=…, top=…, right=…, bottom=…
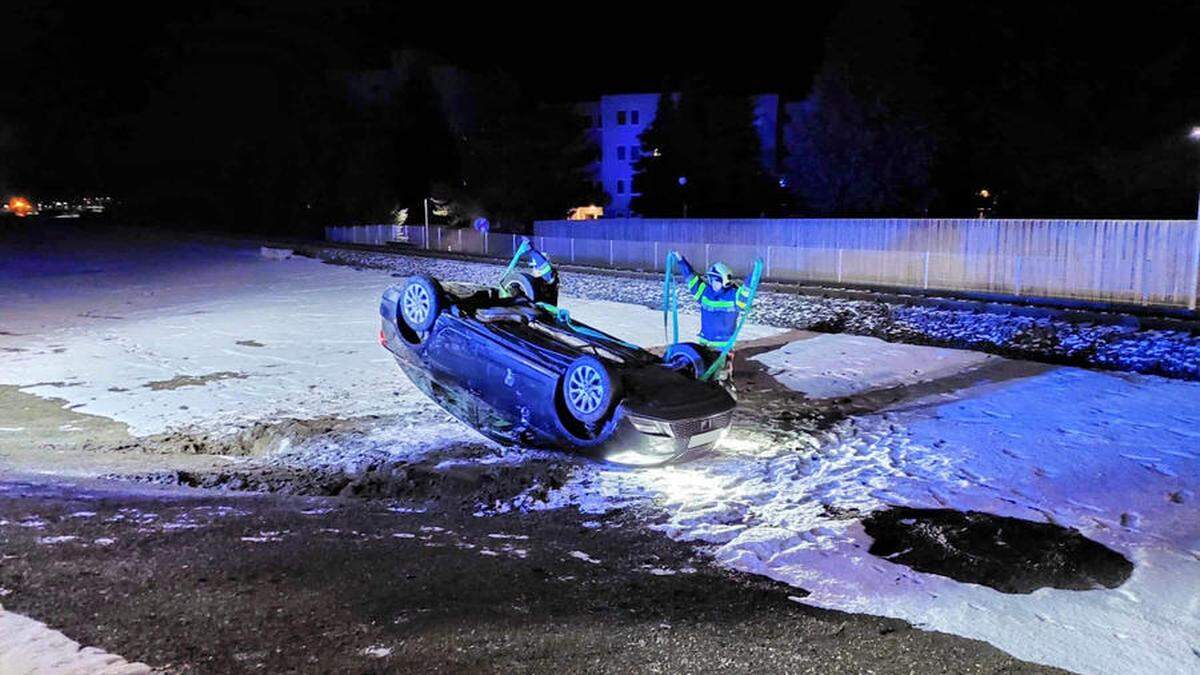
left=862, top=507, right=1133, bottom=594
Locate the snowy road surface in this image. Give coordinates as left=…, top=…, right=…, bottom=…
left=2, top=235, right=1198, bottom=674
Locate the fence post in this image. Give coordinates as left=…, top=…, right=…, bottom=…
left=609, top=239, right=614, bottom=267
left=922, top=251, right=931, bottom=289
left=705, top=243, right=711, bottom=269
left=1190, top=218, right=1200, bottom=311
left=654, top=241, right=659, bottom=271
left=765, top=246, right=772, bottom=279
left=1140, top=258, right=1151, bottom=305
left=511, top=233, right=516, bottom=256
left=571, top=238, right=576, bottom=263
left=437, top=227, right=442, bottom=249
left=483, top=231, right=489, bottom=256
left=458, top=228, right=463, bottom=251
left=1014, top=255, right=1023, bottom=296
left=836, top=248, right=844, bottom=283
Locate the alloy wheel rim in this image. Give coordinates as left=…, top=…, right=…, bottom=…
left=402, top=284, right=430, bottom=325
left=568, top=365, right=604, bottom=414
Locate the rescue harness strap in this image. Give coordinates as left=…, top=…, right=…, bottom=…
left=663, top=251, right=681, bottom=349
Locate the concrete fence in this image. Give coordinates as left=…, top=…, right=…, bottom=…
left=324, top=224, right=404, bottom=246
left=324, top=219, right=1200, bottom=311
left=536, top=218, right=1200, bottom=311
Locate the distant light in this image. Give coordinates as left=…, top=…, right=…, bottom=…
left=678, top=176, right=687, bottom=186
left=567, top=204, right=604, bottom=221
left=1190, top=126, right=1200, bottom=141
left=473, top=217, right=490, bottom=233
left=7, top=196, right=33, bottom=217
left=979, top=188, right=991, bottom=199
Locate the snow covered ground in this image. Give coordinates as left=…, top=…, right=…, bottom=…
left=0, top=605, right=151, bottom=674
left=4, top=232, right=1198, bottom=674
left=0, top=243, right=776, bottom=438
left=531, top=341, right=1200, bottom=675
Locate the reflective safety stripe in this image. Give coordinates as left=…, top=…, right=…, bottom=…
left=735, top=284, right=751, bottom=309
left=697, top=336, right=733, bottom=348
left=691, top=278, right=706, bottom=300
left=533, top=262, right=553, bottom=277
left=701, top=296, right=735, bottom=309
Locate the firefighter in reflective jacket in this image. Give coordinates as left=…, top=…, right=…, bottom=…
left=673, top=254, right=751, bottom=385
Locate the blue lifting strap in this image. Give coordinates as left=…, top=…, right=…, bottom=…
left=662, top=251, right=681, bottom=349
left=700, top=257, right=764, bottom=382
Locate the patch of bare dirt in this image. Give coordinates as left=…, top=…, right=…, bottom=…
left=142, top=371, right=248, bottom=391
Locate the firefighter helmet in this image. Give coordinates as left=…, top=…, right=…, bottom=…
left=707, top=262, right=733, bottom=290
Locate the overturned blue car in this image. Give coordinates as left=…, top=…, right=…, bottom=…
left=379, top=274, right=736, bottom=464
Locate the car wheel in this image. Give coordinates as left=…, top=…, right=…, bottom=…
left=400, top=275, right=441, bottom=333
left=561, top=355, right=617, bottom=425
left=501, top=271, right=538, bottom=301
left=664, top=342, right=707, bottom=379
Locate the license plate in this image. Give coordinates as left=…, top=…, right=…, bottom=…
left=687, top=428, right=724, bottom=448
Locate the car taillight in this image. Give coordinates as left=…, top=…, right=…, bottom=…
left=378, top=329, right=388, bottom=346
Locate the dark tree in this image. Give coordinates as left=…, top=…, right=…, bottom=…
left=445, top=77, right=605, bottom=231
left=632, top=84, right=783, bottom=217
left=628, top=94, right=688, bottom=216
left=783, top=0, right=940, bottom=216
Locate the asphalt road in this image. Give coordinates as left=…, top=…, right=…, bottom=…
left=0, top=477, right=1061, bottom=674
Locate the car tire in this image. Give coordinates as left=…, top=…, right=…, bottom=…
left=501, top=271, right=536, bottom=300
left=664, top=342, right=707, bottom=379
left=561, top=355, right=618, bottom=425
left=400, top=275, right=442, bottom=333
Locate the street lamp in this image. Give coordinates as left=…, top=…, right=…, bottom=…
left=678, top=176, right=688, bottom=218
left=1188, top=128, right=1200, bottom=310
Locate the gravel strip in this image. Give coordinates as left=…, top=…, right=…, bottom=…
left=302, top=245, right=1200, bottom=381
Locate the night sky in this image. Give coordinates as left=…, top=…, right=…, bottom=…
left=5, top=1, right=1200, bottom=218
